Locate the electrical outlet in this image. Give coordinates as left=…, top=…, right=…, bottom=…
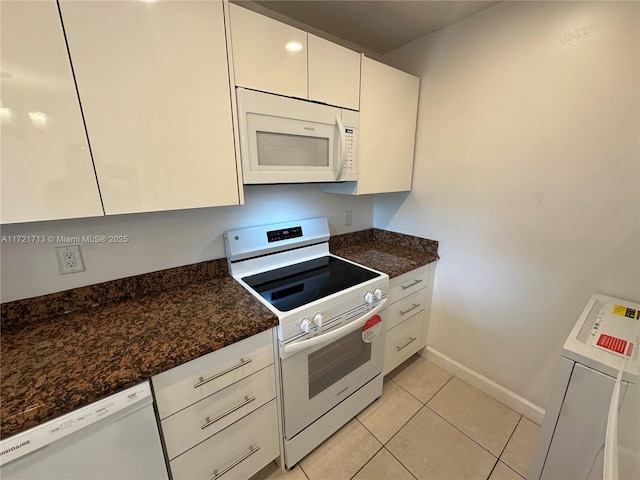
left=56, top=245, right=85, bottom=274
left=344, top=210, right=352, bottom=226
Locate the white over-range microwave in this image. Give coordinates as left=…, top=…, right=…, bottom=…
left=236, top=88, right=359, bottom=184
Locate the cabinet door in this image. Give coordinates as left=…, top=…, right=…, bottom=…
left=59, top=0, right=240, bottom=215
left=308, top=34, right=360, bottom=110
left=0, top=0, right=103, bottom=224
left=229, top=4, right=307, bottom=100
left=358, top=57, right=419, bottom=194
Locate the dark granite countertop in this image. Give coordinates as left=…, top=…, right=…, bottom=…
left=0, top=228, right=438, bottom=440
left=330, top=228, right=439, bottom=278
left=0, top=263, right=278, bottom=440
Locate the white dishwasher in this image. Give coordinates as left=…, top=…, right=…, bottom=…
left=0, top=381, right=168, bottom=480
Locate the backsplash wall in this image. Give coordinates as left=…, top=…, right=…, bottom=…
left=0, top=183, right=374, bottom=302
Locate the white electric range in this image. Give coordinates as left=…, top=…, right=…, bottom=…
left=225, top=217, right=388, bottom=468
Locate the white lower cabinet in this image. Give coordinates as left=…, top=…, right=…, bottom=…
left=161, top=365, right=276, bottom=460
left=383, top=263, right=436, bottom=375
left=153, top=330, right=275, bottom=420
left=152, top=329, right=280, bottom=480
left=385, top=311, right=424, bottom=372
left=170, top=401, right=279, bottom=480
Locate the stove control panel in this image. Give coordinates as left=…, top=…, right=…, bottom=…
left=267, top=226, right=303, bottom=243
left=279, top=278, right=389, bottom=344
left=300, top=314, right=326, bottom=332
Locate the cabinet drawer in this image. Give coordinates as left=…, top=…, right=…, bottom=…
left=386, top=288, right=427, bottom=331
left=389, top=267, right=429, bottom=303
left=170, top=400, right=280, bottom=480
left=384, top=313, right=423, bottom=376
left=153, top=329, right=274, bottom=419
left=161, top=365, right=276, bottom=460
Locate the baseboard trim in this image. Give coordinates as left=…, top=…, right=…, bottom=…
left=422, top=347, right=545, bottom=425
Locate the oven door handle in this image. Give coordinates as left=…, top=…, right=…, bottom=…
left=282, top=299, right=388, bottom=356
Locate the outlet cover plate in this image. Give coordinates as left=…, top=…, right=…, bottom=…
left=56, top=245, right=85, bottom=274
left=344, top=210, right=352, bottom=226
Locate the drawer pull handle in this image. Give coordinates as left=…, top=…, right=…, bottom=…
left=211, top=444, right=260, bottom=480
left=396, top=337, right=417, bottom=352
left=201, top=395, right=256, bottom=430
left=399, top=303, right=420, bottom=316
left=194, top=357, right=252, bottom=389
left=401, top=279, right=423, bottom=290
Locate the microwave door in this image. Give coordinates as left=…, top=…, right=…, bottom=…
left=256, top=130, right=329, bottom=168
left=244, top=113, right=338, bottom=183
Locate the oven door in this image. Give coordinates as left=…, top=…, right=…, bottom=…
left=280, top=313, right=385, bottom=439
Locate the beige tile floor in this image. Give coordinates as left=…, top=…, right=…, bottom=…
left=256, top=354, right=541, bottom=480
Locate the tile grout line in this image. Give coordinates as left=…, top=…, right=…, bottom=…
left=485, top=457, right=501, bottom=480
left=386, top=369, right=454, bottom=406
left=418, top=374, right=525, bottom=469
left=500, top=461, right=526, bottom=480
left=499, top=415, right=522, bottom=458
left=349, top=371, right=456, bottom=480
left=347, top=443, right=385, bottom=480
left=495, top=415, right=527, bottom=479
left=372, top=446, right=420, bottom=480
left=381, top=367, right=505, bottom=454
left=378, top=374, right=455, bottom=448
left=298, top=419, right=382, bottom=480
left=423, top=403, right=501, bottom=461
left=298, top=460, right=310, bottom=480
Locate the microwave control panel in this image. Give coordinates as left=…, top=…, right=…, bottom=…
left=344, top=128, right=357, bottom=172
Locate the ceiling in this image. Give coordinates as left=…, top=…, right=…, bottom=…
left=236, top=1, right=500, bottom=56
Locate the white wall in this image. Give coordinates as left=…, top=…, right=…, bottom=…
left=375, top=1, right=639, bottom=409
left=0, top=184, right=373, bottom=302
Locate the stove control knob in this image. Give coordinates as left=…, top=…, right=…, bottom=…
left=364, top=291, right=374, bottom=304
left=373, top=288, right=383, bottom=300
left=313, top=313, right=324, bottom=327
left=299, top=319, right=311, bottom=334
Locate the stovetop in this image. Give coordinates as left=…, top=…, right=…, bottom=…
left=242, top=255, right=380, bottom=312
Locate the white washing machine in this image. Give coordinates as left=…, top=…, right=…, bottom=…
left=529, top=293, right=640, bottom=480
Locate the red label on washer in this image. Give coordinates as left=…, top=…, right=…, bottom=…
left=363, top=315, right=382, bottom=331
left=596, top=334, right=628, bottom=354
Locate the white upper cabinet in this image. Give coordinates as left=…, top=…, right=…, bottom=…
left=358, top=57, right=419, bottom=194
left=325, top=57, right=419, bottom=195
left=228, top=3, right=307, bottom=100
left=59, top=0, right=241, bottom=215
left=0, top=0, right=104, bottom=224
left=228, top=5, right=361, bottom=110
left=308, top=34, right=361, bottom=111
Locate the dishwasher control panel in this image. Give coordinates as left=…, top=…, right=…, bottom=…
left=0, top=382, right=151, bottom=466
